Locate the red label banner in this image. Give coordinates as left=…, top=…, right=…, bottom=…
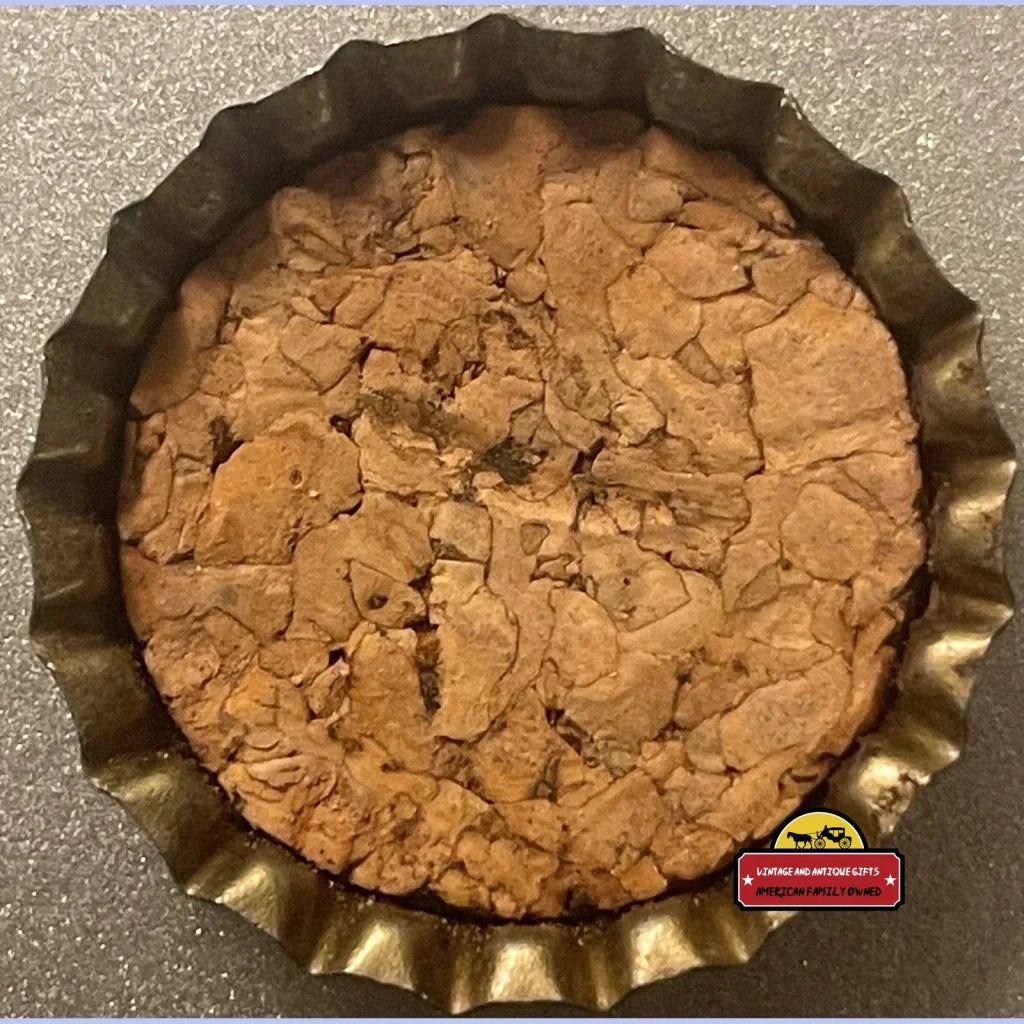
left=735, top=850, right=904, bottom=910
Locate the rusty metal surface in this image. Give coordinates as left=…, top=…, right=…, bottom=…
left=4, top=8, right=1022, bottom=1016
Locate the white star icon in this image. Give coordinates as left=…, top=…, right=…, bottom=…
left=884, top=874, right=897, bottom=886
left=742, top=874, right=753, bottom=886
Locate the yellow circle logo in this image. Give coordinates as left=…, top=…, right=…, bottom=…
left=772, top=810, right=866, bottom=851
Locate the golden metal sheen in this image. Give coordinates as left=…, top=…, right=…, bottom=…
left=16, top=15, right=1015, bottom=1012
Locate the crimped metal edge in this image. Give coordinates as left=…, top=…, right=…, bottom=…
left=16, top=14, right=1015, bottom=1013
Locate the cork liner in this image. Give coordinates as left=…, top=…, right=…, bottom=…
left=17, top=15, right=1015, bottom=1012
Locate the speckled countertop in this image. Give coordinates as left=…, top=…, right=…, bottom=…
left=1, top=6, right=1023, bottom=1017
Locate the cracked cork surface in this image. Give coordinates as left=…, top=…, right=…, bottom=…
left=118, top=105, right=925, bottom=920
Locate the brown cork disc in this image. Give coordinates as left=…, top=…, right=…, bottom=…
left=118, top=106, right=924, bottom=920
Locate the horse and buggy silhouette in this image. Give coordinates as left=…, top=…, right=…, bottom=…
left=786, top=825, right=854, bottom=850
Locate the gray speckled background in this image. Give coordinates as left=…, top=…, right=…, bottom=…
left=2, top=6, right=1023, bottom=1017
